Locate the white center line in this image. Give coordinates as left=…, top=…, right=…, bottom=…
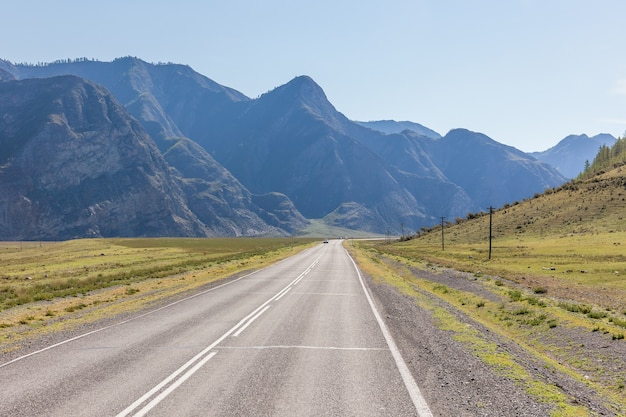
left=131, top=352, right=218, bottom=417
left=232, top=305, right=271, bottom=337
left=116, top=252, right=323, bottom=417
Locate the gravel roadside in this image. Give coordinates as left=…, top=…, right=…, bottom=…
left=364, top=264, right=623, bottom=416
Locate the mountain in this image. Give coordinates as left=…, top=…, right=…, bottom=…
left=0, top=76, right=208, bottom=240
left=356, top=120, right=441, bottom=139
left=426, top=129, right=565, bottom=208
left=531, top=134, right=617, bottom=179
left=0, top=58, right=568, bottom=236
left=0, top=58, right=308, bottom=237
left=188, top=75, right=429, bottom=232
left=182, top=75, right=565, bottom=231
left=1, top=57, right=249, bottom=143
left=0, top=76, right=306, bottom=239
left=162, top=137, right=307, bottom=234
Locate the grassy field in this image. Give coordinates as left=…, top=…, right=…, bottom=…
left=0, top=237, right=316, bottom=350
left=376, top=231, right=626, bottom=311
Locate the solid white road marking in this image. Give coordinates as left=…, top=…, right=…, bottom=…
left=232, top=305, right=271, bottom=337
left=274, top=286, right=292, bottom=301
left=345, top=248, right=434, bottom=417
left=131, top=352, right=218, bottom=417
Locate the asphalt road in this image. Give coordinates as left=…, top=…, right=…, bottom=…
left=0, top=240, right=432, bottom=417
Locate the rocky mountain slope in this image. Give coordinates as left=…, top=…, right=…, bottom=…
left=0, top=76, right=207, bottom=240
left=0, top=76, right=303, bottom=239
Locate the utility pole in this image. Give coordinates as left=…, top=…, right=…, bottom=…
left=440, top=216, right=445, bottom=251
left=488, top=206, right=493, bottom=260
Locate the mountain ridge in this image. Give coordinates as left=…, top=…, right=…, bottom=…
left=0, top=57, right=569, bottom=237
left=531, top=133, right=617, bottom=179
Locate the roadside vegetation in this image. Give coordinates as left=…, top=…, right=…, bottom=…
left=348, top=141, right=626, bottom=416
left=0, top=238, right=316, bottom=350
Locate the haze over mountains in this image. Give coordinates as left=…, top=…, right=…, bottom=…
left=0, top=57, right=594, bottom=240
left=531, top=134, right=617, bottom=179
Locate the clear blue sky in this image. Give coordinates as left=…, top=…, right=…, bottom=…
left=2, top=0, right=625, bottom=152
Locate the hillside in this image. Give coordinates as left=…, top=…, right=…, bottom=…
left=438, top=166, right=626, bottom=242
left=381, top=163, right=626, bottom=312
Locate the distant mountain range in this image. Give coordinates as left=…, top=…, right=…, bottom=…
left=531, top=134, right=617, bottom=179
left=356, top=120, right=441, bottom=139
left=0, top=57, right=575, bottom=239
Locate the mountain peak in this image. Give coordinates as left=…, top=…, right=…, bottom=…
left=270, top=75, right=327, bottom=102
left=257, top=75, right=342, bottom=124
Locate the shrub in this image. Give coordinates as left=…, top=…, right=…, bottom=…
left=587, top=310, right=608, bottom=320
left=611, top=317, right=626, bottom=329
left=125, top=287, right=140, bottom=295
left=433, top=284, right=449, bottom=294
left=509, top=289, right=522, bottom=301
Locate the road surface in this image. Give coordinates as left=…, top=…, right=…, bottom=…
left=0, top=240, right=432, bottom=416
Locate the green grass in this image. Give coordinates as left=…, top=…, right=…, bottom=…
left=0, top=237, right=316, bottom=313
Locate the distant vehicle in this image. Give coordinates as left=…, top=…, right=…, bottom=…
left=323, top=240, right=329, bottom=243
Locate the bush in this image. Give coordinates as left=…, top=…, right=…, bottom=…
left=611, top=317, right=626, bottom=329
left=509, top=289, right=522, bottom=302
left=587, top=310, right=608, bottom=320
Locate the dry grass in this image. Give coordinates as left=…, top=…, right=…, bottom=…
left=390, top=168, right=626, bottom=312
left=0, top=237, right=316, bottom=349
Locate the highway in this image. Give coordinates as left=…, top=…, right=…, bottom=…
left=0, top=240, right=432, bottom=417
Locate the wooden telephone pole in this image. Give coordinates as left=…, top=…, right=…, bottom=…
left=488, top=206, right=493, bottom=260
left=440, top=216, right=445, bottom=251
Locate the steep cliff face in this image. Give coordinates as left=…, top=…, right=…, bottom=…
left=0, top=76, right=208, bottom=240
